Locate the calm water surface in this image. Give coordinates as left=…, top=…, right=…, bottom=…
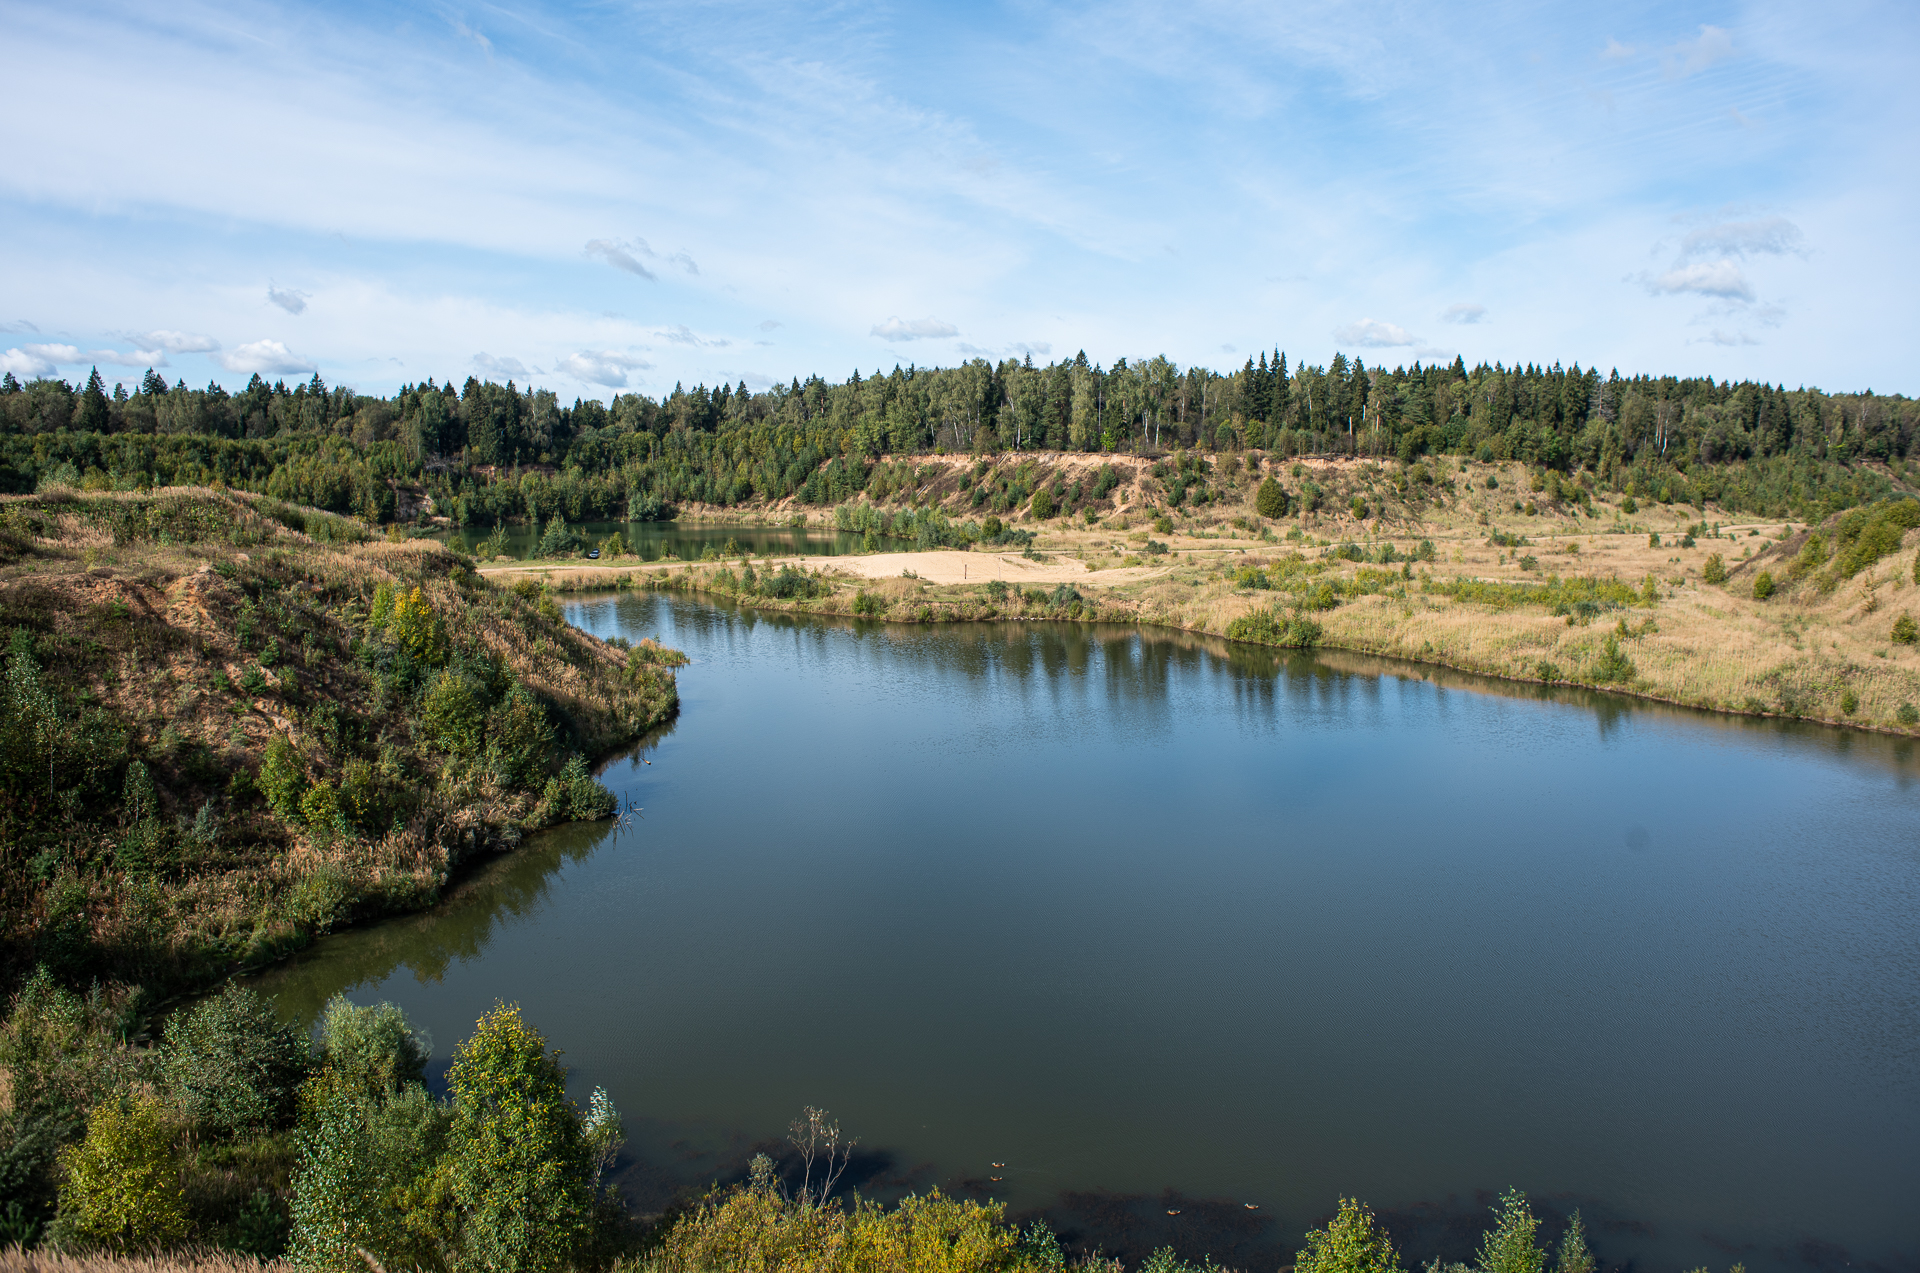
left=256, top=594, right=1920, bottom=1272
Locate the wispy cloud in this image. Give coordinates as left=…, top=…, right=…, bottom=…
left=1, top=320, right=39, bottom=334
left=1678, top=216, right=1804, bottom=260
left=585, top=238, right=657, bottom=281
left=1663, top=25, right=1735, bottom=79
left=1646, top=261, right=1754, bottom=301
left=871, top=317, right=959, bottom=341
left=1440, top=304, right=1486, bottom=325
left=555, top=350, right=651, bottom=387
left=267, top=285, right=310, bottom=315
left=123, top=329, right=220, bottom=354
left=473, top=352, right=533, bottom=378
left=215, top=339, right=317, bottom=374
left=1697, top=329, right=1760, bottom=346
left=757, top=320, right=783, bottom=332
left=1334, top=319, right=1418, bottom=347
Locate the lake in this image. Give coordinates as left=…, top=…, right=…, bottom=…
left=253, top=593, right=1920, bottom=1273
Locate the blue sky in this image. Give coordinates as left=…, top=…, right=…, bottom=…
left=2, top=0, right=1915, bottom=400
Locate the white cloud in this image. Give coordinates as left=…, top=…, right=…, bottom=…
left=555, top=350, right=652, bottom=387
left=267, top=285, right=310, bottom=315
left=1648, top=260, right=1754, bottom=301
left=585, top=239, right=656, bottom=280
left=24, top=343, right=83, bottom=363
left=1333, top=319, right=1417, bottom=347
left=1664, top=25, right=1735, bottom=79
left=1, top=348, right=57, bottom=378
left=215, top=339, right=318, bottom=374
left=1697, top=329, right=1760, bottom=346
left=1011, top=341, right=1053, bottom=358
left=870, top=317, right=959, bottom=340
left=126, top=329, right=220, bottom=354
left=473, top=352, right=532, bottom=378
left=90, top=348, right=167, bottom=368
left=1678, top=216, right=1803, bottom=260
left=1440, top=303, right=1486, bottom=324
left=1599, top=38, right=1636, bottom=61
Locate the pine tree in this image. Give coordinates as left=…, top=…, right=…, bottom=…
left=75, top=367, right=110, bottom=433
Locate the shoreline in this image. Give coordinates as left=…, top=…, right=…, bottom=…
left=478, top=554, right=1920, bottom=739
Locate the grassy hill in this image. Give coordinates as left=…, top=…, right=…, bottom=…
left=0, top=488, right=681, bottom=1003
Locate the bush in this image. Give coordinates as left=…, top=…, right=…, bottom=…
left=1840, top=688, right=1859, bottom=715
left=852, top=590, right=882, bottom=616
left=55, top=1093, right=186, bottom=1251
left=1255, top=478, right=1288, bottom=519
left=161, top=984, right=312, bottom=1140
left=1899, top=703, right=1919, bottom=726
left=1296, top=1197, right=1402, bottom=1273
left=1152, top=516, right=1173, bottom=534
left=1591, top=635, right=1633, bottom=684
left=1893, top=614, right=1917, bottom=645
left=258, top=734, right=309, bottom=820
left=1752, top=570, right=1775, bottom=600
left=1226, top=607, right=1323, bottom=649
left=1475, top=1188, right=1546, bottom=1273
left=1030, top=489, right=1055, bottom=520
left=1702, top=553, right=1728, bottom=584
left=316, top=995, right=430, bottom=1098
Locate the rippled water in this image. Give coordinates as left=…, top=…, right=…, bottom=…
left=255, top=593, right=1920, bottom=1272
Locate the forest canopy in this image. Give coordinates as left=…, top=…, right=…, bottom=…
left=3, top=349, right=1912, bottom=525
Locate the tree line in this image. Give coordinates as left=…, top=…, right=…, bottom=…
left=3, top=349, right=1913, bottom=525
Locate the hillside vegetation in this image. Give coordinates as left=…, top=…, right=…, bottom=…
left=0, top=488, right=680, bottom=1003
left=493, top=452, right=1920, bottom=733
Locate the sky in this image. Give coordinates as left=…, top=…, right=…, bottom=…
left=2, top=0, right=1916, bottom=401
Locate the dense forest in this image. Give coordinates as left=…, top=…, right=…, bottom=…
left=3, top=350, right=1914, bottom=528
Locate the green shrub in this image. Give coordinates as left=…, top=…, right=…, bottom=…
left=1840, top=689, right=1859, bottom=715
left=1226, top=607, right=1323, bottom=649
left=1153, top=516, right=1173, bottom=534
left=316, top=995, right=430, bottom=1098
left=1255, top=478, right=1288, bottom=519
left=1030, top=489, right=1055, bottom=519
left=161, top=985, right=312, bottom=1140
left=1296, top=1197, right=1402, bottom=1273
left=1899, top=703, right=1919, bottom=726
left=1621, top=495, right=1637, bottom=513
left=1591, top=636, right=1633, bottom=684
left=1752, top=570, right=1775, bottom=600
left=1702, top=553, right=1727, bottom=584
left=1475, top=1188, right=1545, bottom=1273
left=853, top=590, right=882, bottom=616
left=1892, top=614, right=1917, bottom=645
left=258, top=734, right=309, bottom=820
left=539, top=755, right=616, bottom=823
left=55, top=1093, right=186, bottom=1251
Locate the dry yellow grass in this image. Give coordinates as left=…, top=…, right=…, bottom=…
left=0, top=1251, right=289, bottom=1273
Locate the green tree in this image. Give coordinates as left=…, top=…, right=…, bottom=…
left=1475, top=1189, right=1545, bottom=1273
left=315, top=994, right=431, bottom=1098
left=438, top=1004, right=596, bottom=1273
left=1555, top=1211, right=1595, bottom=1273
left=55, top=1093, right=186, bottom=1251
left=1702, top=553, right=1727, bottom=584
left=1752, top=570, right=1775, bottom=600
left=1031, top=488, right=1055, bottom=519
left=1297, top=1198, right=1402, bottom=1273
left=1892, top=613, right=1917, bottom=645
left=1256, top=477, right=1288, bottom=519
left=259, top=734, right=310, bottom=820
left=160, top=984, right=312, bottom=1140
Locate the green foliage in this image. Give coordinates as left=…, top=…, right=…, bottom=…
left=55, top=1093, right=186, bottom=1251
left=1892, top=613, right=1916, bottom=645
left=316, top=995, right=430, bottom=1098
left=1899, top=702, right=1919, bottom=726
left=1474, top=1189, right=1545, bottom=1273
left=1840, top=688, right=1859, bottom=715
left=1030, top=488, right=1055, bottom=519
left=1829, top=497, right=1920, bottom=578
left=440, top=1004, right=596, bottom=1273
left=539, top=755, right=617, bottom=823
left=160, top=984, right=312, bottom=1140
left=1296, top=1198, right=1403, bottom=1273
left=1256, top=477, right=1288, bottom=518
left=1591, top=635, right=1634, bottom=684
left=1226, top=607, right=1324, bottom=649
left=1702, top=553, right=1728, bottom=584
left=290, top=1062, right=448, bottom=1273
left=1752, top=570, right=1775, bottom=600
left=1554, top=1211, right=1595, bottom=1273
left=259, top=734, right=310, bottom=820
